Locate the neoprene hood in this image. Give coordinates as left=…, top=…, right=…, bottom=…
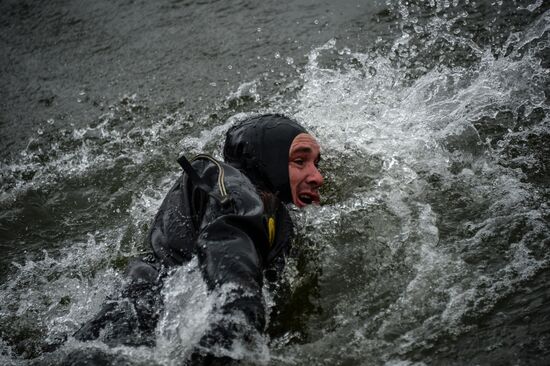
left=223, top=114, right=307, bottom=203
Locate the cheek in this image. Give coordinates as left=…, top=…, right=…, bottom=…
left=288, top=167, right=300, bottom=191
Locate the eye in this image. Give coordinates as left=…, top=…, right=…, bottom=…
left=294, top=158, right=304, bottom=165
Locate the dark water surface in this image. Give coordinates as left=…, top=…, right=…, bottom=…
left=1, top=0, right=549, bottom=365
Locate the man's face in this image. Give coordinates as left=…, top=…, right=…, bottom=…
left=288, top=133, right=324, bottom=207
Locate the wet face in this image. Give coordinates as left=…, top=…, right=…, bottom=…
left=288, top=133, right=324, bottom=207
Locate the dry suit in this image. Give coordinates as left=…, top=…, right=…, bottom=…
left=72, top=115, right=307, bottom=362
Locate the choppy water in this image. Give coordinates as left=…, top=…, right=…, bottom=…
left=1, top=0, right=549, bottom=365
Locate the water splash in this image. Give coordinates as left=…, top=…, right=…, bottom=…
left=272, top=6, right=550, bottom=364
left=155, top=260, right=271, bottom=365
left=1, top=2, right=548, bottom=365
left=0, top=94, right=193, bottom=205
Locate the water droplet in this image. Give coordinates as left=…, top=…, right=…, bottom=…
left=37, top=128, right=43, bottom=135
left=274, top=52, right=281, bottom=59
left=47, top=119, right=54, bottom=125
left=314, top=19, right=319, bottom=25
left=227, top=65, right=233, bottom=70
left=286, top=57, right=294, bottom=65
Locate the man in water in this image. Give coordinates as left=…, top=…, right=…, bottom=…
left=72, top=114, right=324, bottom=363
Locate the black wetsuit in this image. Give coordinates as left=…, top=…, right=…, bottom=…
left=73, top=114, right=306, bottom=363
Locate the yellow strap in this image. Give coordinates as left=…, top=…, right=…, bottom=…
left=268, top=217, right=276, bottom=247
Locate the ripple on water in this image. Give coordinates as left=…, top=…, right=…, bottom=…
left=1, top=2, right=549, bottom=365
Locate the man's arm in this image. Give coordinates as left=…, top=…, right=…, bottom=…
left=190, top=158, right=271, bottom=359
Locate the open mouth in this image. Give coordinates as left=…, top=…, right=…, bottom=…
left=298, top=192, right=319, bottom=206
left=299, top=194, right=313, bottom=204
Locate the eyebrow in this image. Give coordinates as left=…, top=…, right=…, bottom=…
left=291, top=146, right=313, bottom=154
left=290, top=147, right=322, bottom=162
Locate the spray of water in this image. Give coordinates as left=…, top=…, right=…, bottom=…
left=0, top=2, right=548, bottom=365
left=270, top=6, right=549, bottom=365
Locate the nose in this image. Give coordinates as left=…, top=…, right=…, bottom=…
left=306, top=164, right=324, bottom=187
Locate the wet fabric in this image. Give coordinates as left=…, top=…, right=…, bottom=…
left=72, top=115, right=308, bottom=363
left=73, top=154, right=296, bottom=361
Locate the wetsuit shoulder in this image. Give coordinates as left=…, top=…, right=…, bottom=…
left=147, top=173, right=196, bottom=266
left=148, top=156, right=271, bottom=266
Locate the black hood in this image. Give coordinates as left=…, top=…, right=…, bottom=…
left=223, top=114, right=307, bottom=203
